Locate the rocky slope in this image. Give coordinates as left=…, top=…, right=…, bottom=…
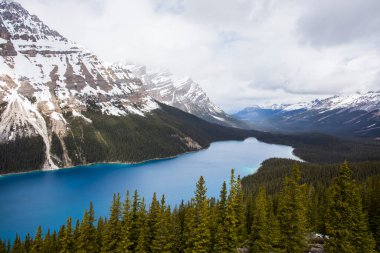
left=233, top=92, right=380, bottom=139
left=0, top=0, right=252, bottom=174
left=119, top=64, right=244, bottom=128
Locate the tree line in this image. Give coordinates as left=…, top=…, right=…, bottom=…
left=0, top=163, right=378, bottom=252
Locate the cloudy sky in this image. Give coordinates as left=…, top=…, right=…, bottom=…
left=18, top=0, right=380, bottom=112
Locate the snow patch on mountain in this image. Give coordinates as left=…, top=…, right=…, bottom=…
left=122, top=64, right=242, bottom=127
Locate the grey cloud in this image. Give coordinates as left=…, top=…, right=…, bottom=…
left=297, top=0, right=380, bottom=47
left=12, top=0, right=380, bottom=110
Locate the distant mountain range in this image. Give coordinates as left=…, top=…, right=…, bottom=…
left=233, top=92, right=380, bottom=139
left=0, top=0, right=247, bottom=174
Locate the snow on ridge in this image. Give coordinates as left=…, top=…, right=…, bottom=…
left=254, top=92, right=380, bottom=113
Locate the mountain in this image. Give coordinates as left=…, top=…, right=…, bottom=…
left=0, top=0, right=253, bottom=174
left=233, top=92, right=380, bottom=139
left=115, top=64, right=245, bottom=128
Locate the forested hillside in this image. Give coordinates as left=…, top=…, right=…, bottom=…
left=1, top=163, right=378, bottom=252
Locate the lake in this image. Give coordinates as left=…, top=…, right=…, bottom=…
left=0, top=138, right=298, bottom=240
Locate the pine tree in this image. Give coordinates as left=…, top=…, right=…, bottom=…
left=31, top=226, right=43, bottom=253
left=43, top=229, right=55, bottom=253
left=235, top=175, right=247, bottom=245
left=147, top=192, right=161, bottom=252
left=213, top=181, right=229, bottom=252
left=102, top=193, right=122, bottom=252
left=250, top=187, right=279, bottom=252
left=78, top=202, right=98, bottom=252
left=225, top=170, right=238, bottom=252
left=118, top=191, right=132, bottom=252
left=96, top=217, right=105, bottom=251
left=0, top=240, right=5, bottom=253
left=173, top=201, right=187, bottom=253
left=148, top=195, right=172, bottom=252
left=72, top=219, right=81, bottom=252
left=130, top=190, right=141, bottom=251
left=366, top=176, right=380, bottom=251
left=23, top=233, right=32, bottom=252
left=57, top=225, right=65, bottom=252
left=326, top=162, right=375, bottom=253
left=186, top=176, right=211, bottom=253
left=11, top=234, right=23, bottom=253
left=135, top=198, right=147, bottom=253
left=60, top=217, right=74, bottom=253
left=277, top=163, right=307, bottom=253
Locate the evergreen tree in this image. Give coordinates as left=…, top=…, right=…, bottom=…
left=172, top=201, right=187, bottom=253
left=135, top=198, right=147, bottom=253
left=235, top=175, right=247, bottom=245
left=43, top=229, right=55, bottom=253
left=366, top=176, right=380, bottom=251
left=225, top=170, right=238, bottom=252
left=102, top=193, right=122, bottom=252
left=23, top=233, right=32, bottom=252
left=277, top=163, right=307, bottom=253
left=250, top=187, right=280, bottom=252
left=0, top=240, right=5, bottom=253
left=130, top=190, right=141, bottom=251
left=78, top=202, right=98, bottom=252
left=151, top=195, right=172, bottom=252
left=118, top=191, right=132, bottom=252
left=31, top=226, right=43, bottom=253
left=11, top=234, right=22, bottom=253
left=326, top=162, right=375, bottom=253
left=72, top=219, right=81, bottom=252
left=57, top=225, right=65, bottom=252
left=96, top=217, right=105, bottom=251
left=147, top=192, right=161, bottom=252
left=186, top=176, right=211, bottom=253
left=213, top=181, right=229, bottom=252
left=60, top=217, right=74, bottom=253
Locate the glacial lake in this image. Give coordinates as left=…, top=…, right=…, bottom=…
left=0, top=138, right=298, bottom=240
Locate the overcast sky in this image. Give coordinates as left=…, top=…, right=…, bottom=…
left=18, top=0, right=380, bottom=112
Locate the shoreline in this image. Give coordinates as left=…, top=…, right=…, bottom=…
left=0, top=137, right=299, bottom=177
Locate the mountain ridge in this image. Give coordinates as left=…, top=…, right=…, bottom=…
left=234, top=91, right=380, bottom=139
left=0, top=0, right=249, bottom=173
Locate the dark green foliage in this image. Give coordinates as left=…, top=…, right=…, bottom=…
left=101, top=193, right=122, bottom=252
left=254, top=131, right=380, bottom=163
left=326, top=162, right=375, bottom=253
left=277, top=164, right=307, bottom=253
left=78, top=202, right=97, bottom=252
left=31, top=226, right=43, bottom=253
left=0, top=136, right=45, bottom=174
left=250, top=187, right=280, bottom=252
left=242, top=158, right=380, bottom=195
left=63, top=104, right=254, bottom=165
left=60, top=217, right=73, bottom=253
left=364, top=176, right=380, bottom=251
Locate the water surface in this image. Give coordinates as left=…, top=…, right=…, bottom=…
left=0, top=138, right=298, bottom=240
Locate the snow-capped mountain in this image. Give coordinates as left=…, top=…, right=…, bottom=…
left=0, top=0, right=161, bottom=170
left=116, top=64, right=244, bottom=128
left=233, top=92, right=380, bottom=139
left=0, top=1, right=252, bottom=174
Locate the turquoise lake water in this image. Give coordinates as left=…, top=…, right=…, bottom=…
left=0, top=138, right=298, bottom=240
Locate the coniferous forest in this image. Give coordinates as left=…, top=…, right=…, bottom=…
left=1, top=162, right=378, bottom=253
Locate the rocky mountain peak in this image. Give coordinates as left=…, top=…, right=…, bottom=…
left=0, top=0, right=66, bottom=42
